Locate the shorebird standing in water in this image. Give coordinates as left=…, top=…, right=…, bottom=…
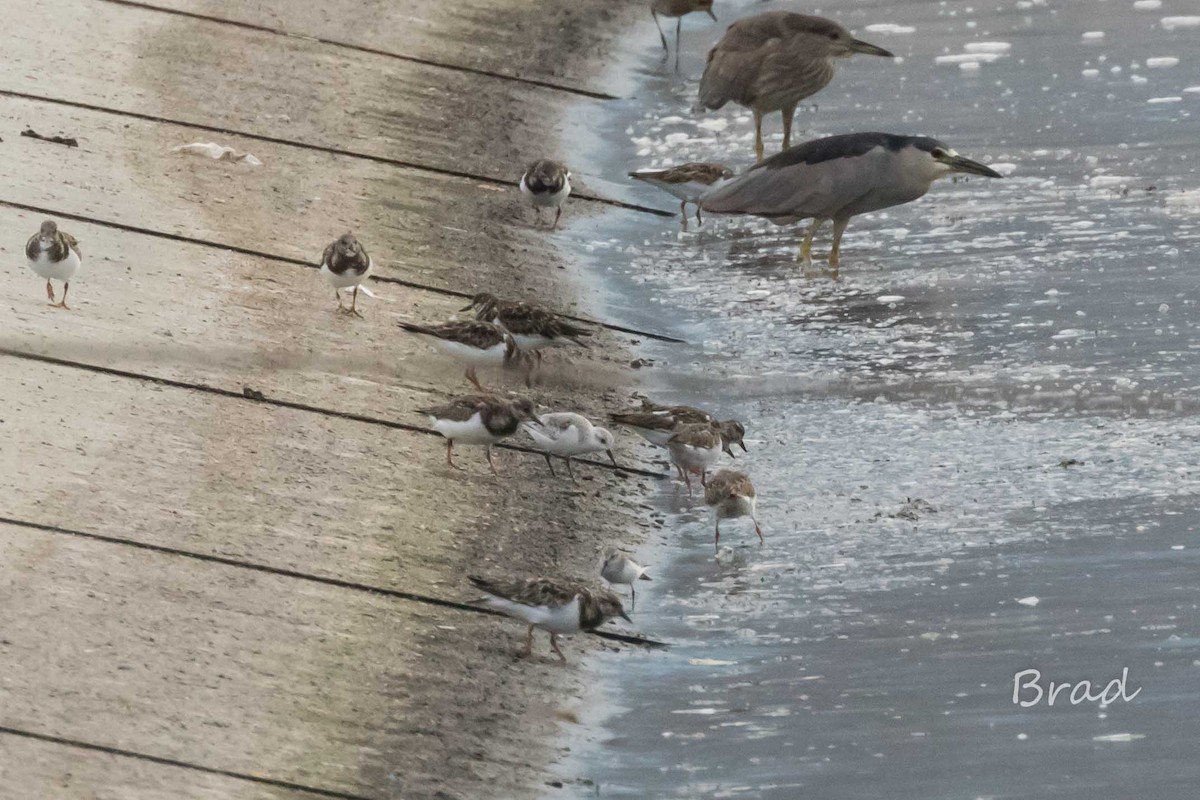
left=704, top=469, right=763, bottom=552
left=629, top=162, right=734, bottom=230
left=469, top=574, right=630, bottom=663
left=601, top=547, right=651, bottom=610
left=699, top=12, right=893, bottom=161
left=519, top=160, right=571, bottom=229
left=651, top=0, right=718, bottom=70
left=25, top=220, right=81, bottom=310
left=320, top=233, right=372, bottom=317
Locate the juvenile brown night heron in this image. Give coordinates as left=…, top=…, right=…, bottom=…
left=652, top=0, right=718, bottom=70
left=699, top=132, right=1003, bottom=277
left=699, top=11, right=894, bottom=161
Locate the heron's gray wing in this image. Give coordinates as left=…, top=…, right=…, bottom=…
left=754, top=45, right=835, bottom=110
left=699, top=159, right=869, bottom=221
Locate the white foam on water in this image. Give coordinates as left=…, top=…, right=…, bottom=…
left=1082, top=68, right=1100, bottom=77
left=935, top=53, right=1002, bottom=65
left=1162, top=16, right=1200, bottom=30
left=960, top=61, right=981, bottom=71
left=1016, top=596, right=1040, bottom=607
left=1148, top=96, right=1182, bottom=103
left=964, top=42, right=1011, bottom=53
left=1133, top=0, right=1161, bottom=9
left=865, top=23, right=916, bottom=34
left=1146, top=57, right=1179, bottom=68
left=1082, top=31, right=1106, bottom=40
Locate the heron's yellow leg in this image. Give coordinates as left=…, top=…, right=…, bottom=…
left=753, top=111, right=764, bottom=162
left=829, top=218, right=850, bottom=280
left=798, top=218, right=825, bottom=265
left=782, top=106, right=796, bottom=151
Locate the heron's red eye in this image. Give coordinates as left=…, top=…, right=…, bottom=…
left=931, top=148, right=946, bottom=158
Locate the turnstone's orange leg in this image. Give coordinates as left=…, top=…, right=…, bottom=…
left=335, top=290, right=349, bottom=313
left=485, top=445, right=500, bottom=476
left=829, top=217, right=849, bottom=281
left=782, top=104, right=797, bottom=152
left=679, top=200, right=689, bottom=232
left=45, top=280, right=55, bottom=303
left=446, top=441, right=464, bottom=471
left=753, top=110, right=765, bottom=163
left=754, top=520, right=764, bottom=545
left=466, top=367, right=484, bottom=391
left=51, top=283, right=71, bottom=310
left=543, top=454, right=558, bottom=477
left=520, top=625, right=535, bottom=658
left=550, top=633, right=567, bottom=664
left=553, top=207, right=562, bottom=230
left=349, top=286, right=364, bottom=318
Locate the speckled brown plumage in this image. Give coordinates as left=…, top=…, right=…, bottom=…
left=321, top=233, right=370, bottom=276
left=628, top=162, right=733, bottom=185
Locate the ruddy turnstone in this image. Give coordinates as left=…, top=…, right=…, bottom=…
left=398, top=320, right=521, bottom=390
left=610, top=403, right=747, bottom=455
left=698, top=12, right=893, bottom=160
left=651, top=0, right=718, bottom=70
left=519, top=160, right=571, bottom=229
left=600, top=546, right=651, bottom=610
left=462, top=292, right=592, bottom=367
left=25, top=220, right=81, bottom=310
left=666, top=421, right=725, bottom=494
left=320, top=233, right=372, bottom=317
left=416, top=394, right=541, bottom=474
left=629, top=162, right=734, bottom=230
left=704, top=468, right=763, bottom=551
left=469, top=574, right=630, bottom=663
left=524, top=412, right=618, bottom=481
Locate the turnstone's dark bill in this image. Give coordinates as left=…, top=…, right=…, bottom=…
left=601, top=546, right=651, bottom=610
left=629, top=162, right=734, bottom=230
left=519, top=160, right=571, bottom=229
left=704, top=469, right=763, bottom=552
left=666, top=421, right=725, bottom=495
left=610, top=401, right=747, bottom=455
left=416, top=394, right=541, bottom=474
left=523, top=411, right=618, bottom=482
left=398, top=320, right=521, bottom=391
left=25, top=219, right=81, bottom=310
left=462, top=292, right=592, bottom=370
left=469, top=574, right=630, bottom=663
left=651, top=0, right=718, bottom=70
left=320, top=233, right=372, bottom=317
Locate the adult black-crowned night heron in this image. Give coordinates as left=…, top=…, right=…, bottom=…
left=699, top=11, right=893, bottom=161
left=699, top=132, right=1003, bottom=276
left=652, top=0, right=718, bottom=70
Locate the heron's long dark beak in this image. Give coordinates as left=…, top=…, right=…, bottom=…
left=943, top=154, right=1003, bottom=178
left=849, top=38, right=894, bottom=58
left=706, top=9, right=717, bottom=22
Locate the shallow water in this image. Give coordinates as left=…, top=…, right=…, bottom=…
left=554, top=1, right=1200, bottom=797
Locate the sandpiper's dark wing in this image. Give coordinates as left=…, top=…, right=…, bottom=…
left=631, top=162, right=734, bottom=185
left=469, top=575, right=582, bottom=608
left=499, top=304, right=592, bottom=344
left=398, top=320, right=509, bottom=349
left=416, top=394, right=495, bottom=421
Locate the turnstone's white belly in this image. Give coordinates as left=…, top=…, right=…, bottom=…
left=485, top=594, right=582, bottom=634
left=321, top=258, right=372, bottom=290
left=430, top=413, right=497, bottom=444
left=670, top=442, right=721, bottom=472
left=520, top=176, right=572, bottom=209
left=28, top=249, right=81, bottom=282
left=431, top=339, right=510, bottom=367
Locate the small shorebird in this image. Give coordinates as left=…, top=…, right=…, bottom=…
left=704, top=469, right=763, bottom=552
left=469, top=574, right=630, bottom=664
left=461, top=293, right=592, bottom=368
left=699, top=12, right=893, bottom=161
left=417, top=394, right=541, bottom=473
left=601, top=546, right=651, bottom=610
left=629, top=162, right=734, bottom=230
left=666, top=422, right=725, bottom=494
left=699, top=132, right=1002, bottom=274
left=524, top=412, right=618, bottom=481
left=25, top=220, right=81, bottom=310
left=651, top=0, right=718, bottom=70
left=320, top=233, right=372, bottom=317
left=519, top=160, right=571, bottom=229
left=398, top=320, right=521, bottom=390
left=610, top=403, right=746, bottom=455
